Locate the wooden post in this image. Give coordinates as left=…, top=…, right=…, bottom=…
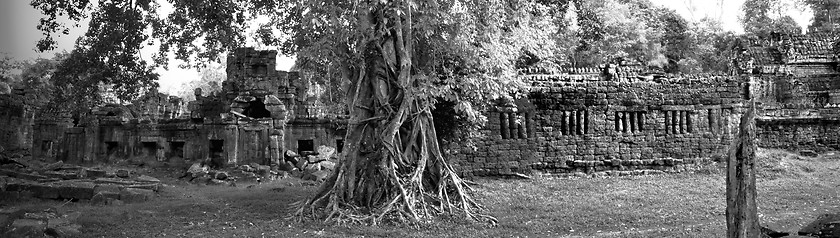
left=726, top=101, right=761, bottom=238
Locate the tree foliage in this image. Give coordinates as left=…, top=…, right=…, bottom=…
left=805, top=0, right=840, bottom=33
left=173, top=60, right=225, bottom=102
left=34, top=0, right=161, bottom=113
left=740, top=0, right=803, bottom=37
left=0, top=53, right=19, bottom=83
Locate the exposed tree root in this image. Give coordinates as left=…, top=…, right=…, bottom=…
left=291, top=1, right=496, bottom=226
left=291, top=110, right=497, bottom=225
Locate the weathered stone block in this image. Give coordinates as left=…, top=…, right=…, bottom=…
left=116, top=169, right=130, bottom=178
left=93, top=184, right=122, bottom=200
left=57, top=182, right=96, bottom=200
left=30, top=183, right=59, bottom=199
left=85, top=169, right=107, bottom=178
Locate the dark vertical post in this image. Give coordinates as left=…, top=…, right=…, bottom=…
left=509, top=112, right=518, bottom=139
left=560, top=111, right=567, bottom=135
left=569, top=110, right=576, bottom=135
left=678, top=111, right=686, bottom=134
left=621, top=112, right=628, bottom=133
left=726, top=102, right=760, bottom=238
left=664, top=111, right=670, bottom=134
left=576, top=110, right=583, bottom=135
left=629, top=111, right=637, bottom=133
left=615, top=111, right=621, bottom=132
left=686, top=111, right=693, bottom=133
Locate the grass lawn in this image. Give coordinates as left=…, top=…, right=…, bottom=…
left=4, top=148, right=840, bottom=237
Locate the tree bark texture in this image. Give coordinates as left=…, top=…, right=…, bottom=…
left=726, top=101, right=761, bottom=238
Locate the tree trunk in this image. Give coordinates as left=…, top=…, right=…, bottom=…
left=726, top=101, right=761, bottom=238
left=294, top=3, right=493, bottom=224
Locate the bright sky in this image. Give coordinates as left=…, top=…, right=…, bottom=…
left=0, top=0, right=815, bottom=95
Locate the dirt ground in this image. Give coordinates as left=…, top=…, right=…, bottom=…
left=2, top=148, right=839, bottom=237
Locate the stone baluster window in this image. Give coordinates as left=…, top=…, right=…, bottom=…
left=499, top=111, right=533, bottom=139
left=614, top=111, right=645, bottom=133
left=664, top=110, right=693, bottom=134
left=708, top=108, right=721, bottom=135
left=707, top=108, right=732, bottom=135
left=559, top=109, right=588, bottom=136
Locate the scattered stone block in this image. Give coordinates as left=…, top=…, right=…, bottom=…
left=56, top=182, right=96, bottom=200
left=30, top=183, right=59, bottom=199
left=85, top=169, right=107, bottom=179
left=93, top=184, right=122, bottom=200
left=42, top=161, right=64, bottom=171
left=800, top=150, right=818, bottom=157
left=116, top=169, right=130, bottom=178
left=214, top=172, right=228, bottom=180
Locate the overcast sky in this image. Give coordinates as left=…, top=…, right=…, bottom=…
left=0, top=0, right=814, bottom=94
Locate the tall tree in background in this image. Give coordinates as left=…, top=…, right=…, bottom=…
left=740, top=0, right=803, bottom=37
left=572, top=0, right=668, bottom=67
left=33, top=0, right=160, bottom=114
left=18, top=53, right=71, bottom=106
left=684, top=18, right=739, bottom=74
left=174, top=60, right=225, bottom=102
left=0, top=54, right=18, bottom=83
left=805, top=0, right=840, bottom=33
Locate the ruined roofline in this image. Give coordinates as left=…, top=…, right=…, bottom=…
left=742, top=32, right=840, bottom=66
left=519, top=72, right=737, bottom=85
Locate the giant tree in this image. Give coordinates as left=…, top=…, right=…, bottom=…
left=33, top=0, right=565, bottom=223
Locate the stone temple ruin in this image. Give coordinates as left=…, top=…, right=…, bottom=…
left=3, top=48, right=347, bottom=170
left=1, top=33, right=839, bottom=179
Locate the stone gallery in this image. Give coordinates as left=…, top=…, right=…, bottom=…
left=1, top=33, right=839, bottom=178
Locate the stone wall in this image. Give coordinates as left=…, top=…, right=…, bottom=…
left=756, top=118, right=840, bottom=152
left=285, top=118, right=346, bottom=154
left=450, top=76, right=745, bottom=176
left=0, top=93, right=35, bottom=153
